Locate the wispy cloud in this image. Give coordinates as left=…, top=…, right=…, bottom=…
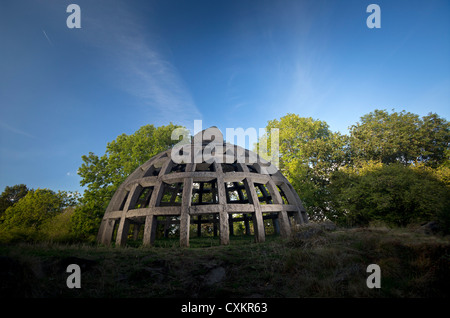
left=81, top=2, right=202, bottom=127
left=232, top=102, right=247, bottom=111
left=117, top=37, right=202, bottom=126
left=42, top=29, right=53, bottom=47
left=0, top=121, right=35, bottom=139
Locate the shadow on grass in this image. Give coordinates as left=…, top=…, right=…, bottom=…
left=125, top=234, right=281, bottom=248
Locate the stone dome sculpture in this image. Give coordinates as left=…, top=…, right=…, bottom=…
left=97, top=127, right=308, bottom=247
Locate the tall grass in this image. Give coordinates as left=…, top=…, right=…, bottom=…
left=1, top=223, right=448, bottom=297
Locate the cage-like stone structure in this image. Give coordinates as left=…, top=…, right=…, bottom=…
left=97, top=127, right=308, bottom=247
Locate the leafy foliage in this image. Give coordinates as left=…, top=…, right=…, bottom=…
left=0, top=184, right=29, bottom=219
left=0, top=188, right=78, bottom=243
left=72, top=123, right=183, bottom=240
left=349, top=110, right=449, bottom=166
left=262, top=110, right=449, bottom=228
left=330, top=162, right=450, bottom=229
left=39, top=207, right=76, bottom=242
left=258, top=114, right=349, bottom=220
left=1, top=109, right=448, bottom=244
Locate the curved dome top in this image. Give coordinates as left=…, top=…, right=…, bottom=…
left=97, top=127, right=308, bottom=247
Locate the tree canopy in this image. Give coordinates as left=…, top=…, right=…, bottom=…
left=72, top=123, right=183, bottom=240
left=0, top=188, right=78, bottom=242
left=349, top=109, right=449, bottom=167
left=260, top=110, right=449, bottom=229
left=330, top=161, right=450, bottom=227
left=258, top=113, right=348, bottom=219
left=1, top=109, right=448, bottom=243
left=0, top=184, right=29, bottom=218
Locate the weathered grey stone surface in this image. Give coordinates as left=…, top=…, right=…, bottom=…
left=97, top=127, right=308, bottom=247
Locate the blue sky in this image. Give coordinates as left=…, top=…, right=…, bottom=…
left=1, top=0, right=449, bottom=194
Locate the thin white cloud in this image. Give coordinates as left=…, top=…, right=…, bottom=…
left=117, top=37, right=202, bottom=126
left=42, top=29, right=53, bottom=47
left=81, top=1, right=202, bottom=127
left=0, top=121, right=35, bottom=139
left=232, top=102, right=247, bottom=111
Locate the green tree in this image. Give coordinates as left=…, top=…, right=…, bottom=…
left=0, top=184, right=29, bottom=219
left=40, top=207, right=76, bottom=242
left=258, top=114, right=349, bottom=220
left=420, top=113, right=450, bottom=167
left=72, top=123, right=183, bottom=240
left=349, top=109, right=449, bottom=166
left=330, top=162, right=450, bottom=229
left=0, top=189, right=73, bottom=242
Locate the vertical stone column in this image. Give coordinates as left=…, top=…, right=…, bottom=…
left=273, top=218, right=281, bottom=235
left=115, top=218, right=130, bottom=246
left=98, top=186, right=129, bottom=245
left=244, top=178, right=265, bottom=243
left=142, top=181, right=164, bottom=246
left=244, top=214, right=250, bottom=235
left=143, top=215, right=157, bottom=246
left=116, top=183, right=141, bottom=246
left=229, top=214, right=234, bottom=236
left=266, top=180, right=291, bottom=237
left=97, top=219, right=106, bottom=243
left=197, top=215, right=202, bottom=237
left=288, top=183, right=309, bottom=224
left=133, top=224, right=141, bottom=240
left=279, top=182, right=306, bottom=225
left=180, top=177, right=193, bottom=247
left=219, top=208, right=229, bottom=245
left=215, top=162, right=229, bottom=245
left=98, top=219, right=116, bottom=245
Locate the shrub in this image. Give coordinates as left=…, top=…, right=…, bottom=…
left=330, top=162, right=450, bottom=229
left=0, top=189, right=78, bottom=243
left=39, top=207, right=76, bottom=242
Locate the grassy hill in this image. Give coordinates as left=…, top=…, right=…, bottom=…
left=1, top=223, right=449, bottom=298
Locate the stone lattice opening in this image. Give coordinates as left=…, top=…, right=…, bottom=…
left=118, top=192, right=129, bottom=211
left=190, top=214, right=219, bottom=238
left=254, top=183, right=273, bottom=205
left=225, top=181, right=249, bottom=204
left=195, top=163, right=215, bottom=172
left=277, top=185, right=289, bottom=204
left=168, top=163, right=186, bottom=174
left=143, top=164, right=162, bottom=177
left=221, top=161, right=242, bottom=173
left=131, top=186, right=154, bottom=209
left=97, top=126, right=308, bottom=247
left=192, top=180, right=218, bottom=205
left=158, top=182, right=183, bottom=206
